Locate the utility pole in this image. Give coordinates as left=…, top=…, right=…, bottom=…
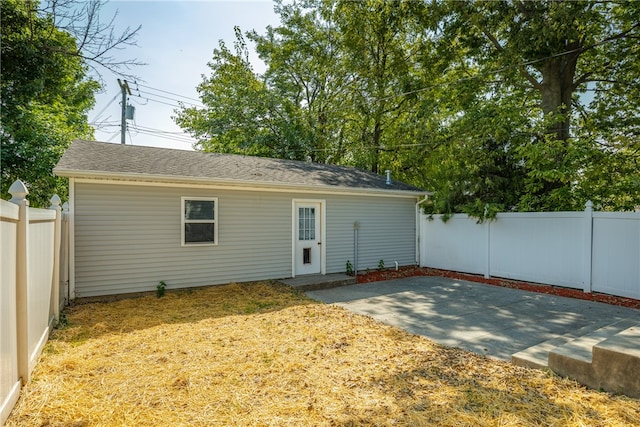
left=117, top=79, right=131, bottom=144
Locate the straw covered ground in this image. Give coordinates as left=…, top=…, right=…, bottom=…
left=7, top=281, right=640, bottom=426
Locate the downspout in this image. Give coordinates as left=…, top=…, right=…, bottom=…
left=415, top=195, right=430, bottom=266
left=353, top=222, right=359, bottom=277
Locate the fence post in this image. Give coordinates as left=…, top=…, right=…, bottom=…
left=583, top=201, right=594, bottom=293
left=485, top=219, right=491, bottom=279
left=9, top=180, right=30, bottom=385
left=483, top=205, right=491, bottom=279
left=49, top=195, right=62, bottom=323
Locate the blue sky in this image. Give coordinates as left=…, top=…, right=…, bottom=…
left=89, top=1, right=281, bottom=150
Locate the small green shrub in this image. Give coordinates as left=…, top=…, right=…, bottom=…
left=346, top=260, right=354, bottom=275
left=157, top=281, right=167, bottom=298
left=55, top=312, right=69, bottom=329
left=378, top=260, right=385, bottom=271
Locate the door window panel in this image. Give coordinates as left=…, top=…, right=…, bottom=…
left=298, top=207, right=315, bottom=241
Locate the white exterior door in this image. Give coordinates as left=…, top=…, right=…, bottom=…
left=294, top=202, right=322, bottom=275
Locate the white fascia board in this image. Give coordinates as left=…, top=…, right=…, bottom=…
left=55, top=169, right=431, bottom=199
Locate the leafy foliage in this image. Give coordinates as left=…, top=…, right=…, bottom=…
left=176, top=0, right=432, bottom=173
left=1, top=0, right=98, bottom=206
left=435, top=0, right=640, bottom=213
left=177, top=0, right=639, bottom=217
left=1, top=0, right=139, bottom=207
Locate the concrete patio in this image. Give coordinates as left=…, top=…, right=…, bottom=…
left=302, top=275, right=640, bottom=396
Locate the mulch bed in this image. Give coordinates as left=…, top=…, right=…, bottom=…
left=356, top=266, right=640, bottom=310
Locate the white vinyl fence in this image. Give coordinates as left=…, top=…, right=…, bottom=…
left=1, top=180, right=68, bottom=425
left=420, top=202, right=640, bottom=300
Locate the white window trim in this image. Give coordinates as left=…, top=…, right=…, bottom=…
left=181, top=196, right=218, bottom=247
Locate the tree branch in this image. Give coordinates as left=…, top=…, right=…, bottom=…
left=580, top=21, right=640, bottom=54
left=40, top=0, right=144, bottom=80
left=480, top=27, right=542, bottom=90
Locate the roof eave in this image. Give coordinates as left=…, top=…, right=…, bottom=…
left=53, top=168, right=431, bottom=197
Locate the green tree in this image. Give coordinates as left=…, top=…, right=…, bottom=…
left=436, top=0, right=640, bottom=212
left=248, top=0, right=347, bottom=163
left=1, top=0, right=96, bottom=206
left=177, top=0, right=433, bottom=175
left=1, top=0, right=140, bottom=207
left=332, top=0, right=430, bottom=173
left=176, top=0, right=638, bottom=214
left=175, top=29, right=288, bottom=157
left=417, top=59, right=531, bottom=218
left=177, top=1, right=346, bottom=162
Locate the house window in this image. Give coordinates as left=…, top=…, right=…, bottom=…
left=181, top=197, right=217, bottom=246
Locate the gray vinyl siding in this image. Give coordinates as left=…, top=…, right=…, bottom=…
left=325, top=195, right=417, bottom=273
left=74, top=183, right=292, bottom=297
left=73, top=181, right=418, bottom=297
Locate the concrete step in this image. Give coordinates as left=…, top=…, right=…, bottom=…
left=548, top=319, right=640, bottom=397
left=592, top=326, right=640, bottom=397
left=549, top=318, right=638, bottom=363
left=512, top=334, right=579, bottom=370
left=511, top=318, right=624, bottom=369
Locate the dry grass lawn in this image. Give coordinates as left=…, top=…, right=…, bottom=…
left=7, top=281, right=639, bottom=426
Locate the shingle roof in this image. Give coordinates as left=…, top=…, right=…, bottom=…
left=55, top=140, right=426, bottom=195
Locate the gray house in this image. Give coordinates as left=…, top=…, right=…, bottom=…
left=55, top=140, right=428, bottom=298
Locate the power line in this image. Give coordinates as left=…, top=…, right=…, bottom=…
left=131, top=95, right=184, bottom=109
left=134, top=132, right=193, bottom=143
left=134, top=124, right=194, bottom=136
left=129, top=81, right=204, bottom=109
left=131, top=129, right=196, bottom=144
left=136, top=90, right=203, bottom=108
left=91, top=94, right=119, bottom=123
left=128, top=123, right=196, bottom=144
left=135, top=82, right=203, bottom=104
left=106, top=130, right=120, bottom=142
left=90, top=118, right=118, bottom=130
left=90, top=121, right=120, bottom=131
left=91, top=79, right=200, bottom=145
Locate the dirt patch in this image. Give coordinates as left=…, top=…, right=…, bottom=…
left=356, top=266, right=640, bottom=310
left=7, top=281, right=639, bottom=426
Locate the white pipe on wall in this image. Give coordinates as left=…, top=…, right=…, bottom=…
left=353, top=221, right=359, bottom=276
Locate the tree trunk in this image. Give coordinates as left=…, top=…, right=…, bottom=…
left=538, top=44, right=580, bottom=142
left=532, top=45, right=580, bottom=203
left=371, top=120, right=381, bottom=174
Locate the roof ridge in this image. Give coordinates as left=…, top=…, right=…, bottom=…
left=74, top=139, right=370, bottom=172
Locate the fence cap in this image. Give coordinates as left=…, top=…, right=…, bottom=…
left=50, top=194, right=61, bottom=208
left=9, top=180, right=29, bottom=203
